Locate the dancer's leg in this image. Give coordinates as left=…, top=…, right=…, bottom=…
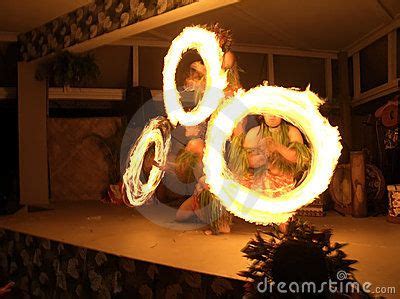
left=175, top=196, right=196, bottom=221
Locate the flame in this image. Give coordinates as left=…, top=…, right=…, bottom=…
left=203, top=85, right=342, bottom=225
left=162, top=26, right=227, bottom=126
left=125, top=25, right=342, bottom=226
left=123, top=117, right=172, bottom=206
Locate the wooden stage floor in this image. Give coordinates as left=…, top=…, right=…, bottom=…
left=0, top=201, right=399, bottom=297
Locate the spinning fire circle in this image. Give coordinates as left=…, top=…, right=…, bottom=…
left=162, top=26, right=227, bottom=127
left=123, top=117, right=172, bottom=206
left=203, top=86, right=342, bottom=224
left=123, top=25, right=342, bottom=226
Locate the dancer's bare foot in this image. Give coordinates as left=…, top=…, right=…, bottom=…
left=204, top=229, right=213, bottom=236
left=203, top=223, right=231, bottom=235
left=218, top=223, right=231, bottom=234
left=278, top=221, right=290, bottom=234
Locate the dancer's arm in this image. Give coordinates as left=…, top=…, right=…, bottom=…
left=243, top=126, right=268, bottom=168
left=191, top=51, right=236, bottom=75
left=190, top=61, right=206, bottom=75
left=222, top=51, right=235, bottom=70
left=152, top=161, right=177, bottom=174
left=263, top=126, right=304, bottom=163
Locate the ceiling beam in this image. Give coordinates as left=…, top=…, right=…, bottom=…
left=68, top=0, right=239, bottom=54
left=147, top=29, right=173, bottom=41
left=0, top=32, right=18, bottom=42
left=376, top=0, right=395, bottom=20
left=114, top=38, right=338, bottom=59
left=232, top=43, right=338, bottom=59
left=344, top=16, right=400, bottom=56
left=115, top=38, right=169, bottom=47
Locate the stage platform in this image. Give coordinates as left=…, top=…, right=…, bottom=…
left=0, top=201, right=399, bottom=297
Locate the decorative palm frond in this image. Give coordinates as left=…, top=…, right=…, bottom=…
left=36, top=50, right=100, bottom=87
left=239, top=218, right=362, bottom=298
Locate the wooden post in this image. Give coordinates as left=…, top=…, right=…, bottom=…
left=132, top=45, right=139, bottom=87
left=352, top=52, right=361, bottom=99
left=388, top=30, right=397, bottom=83
left=267, top=54, right=274, bottom=85
left=18, top=60, right=49, bottom=207
left=350, top=151, right=367, bottom=217
left=338, top=51, right=353, bottom=160
left=325, top=58, right=333, bottom=101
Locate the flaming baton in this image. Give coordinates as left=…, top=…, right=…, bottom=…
left=203, top=85, right=342, bottom=224
left=123, top=117, right=172, bottom=206
left=124, top=26, right=342, bottom=226
left=162, top=26, right=227, bottom=126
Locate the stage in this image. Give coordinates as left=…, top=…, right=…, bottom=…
left=0, top=201, right=399, bottom=297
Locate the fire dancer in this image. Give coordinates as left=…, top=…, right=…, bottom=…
left=175, top=24, right=244, bottom=234
left=239, top=114, right=311, bottom=196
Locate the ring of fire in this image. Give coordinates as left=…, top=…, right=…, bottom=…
left=162, top=26, right=227, bottom=127
left=123, top=117, right=172, bottom=206
left=203, top=85, right=342, bottom=224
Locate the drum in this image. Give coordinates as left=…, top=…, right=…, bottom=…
left=329, top=164, right=352, bottom=214
left=329, top=164, right=386, bottom=215
left=387, top=185, right=400, bottom=224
